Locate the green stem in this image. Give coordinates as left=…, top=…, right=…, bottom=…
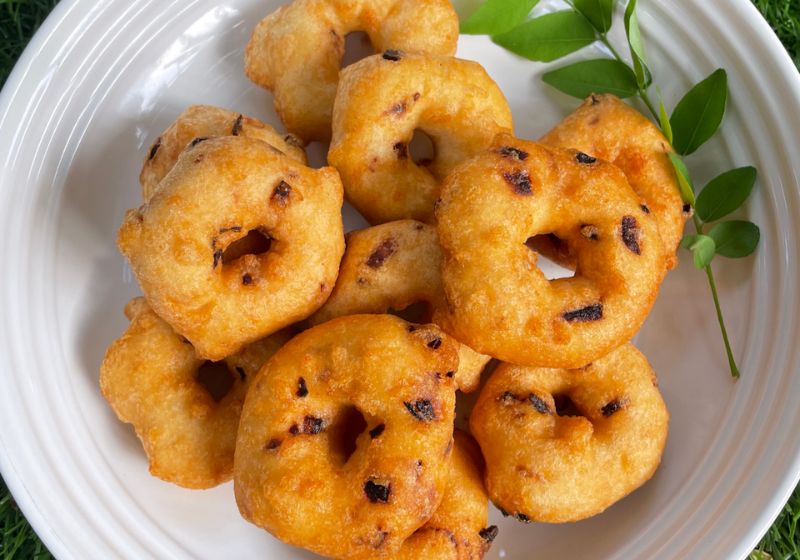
left=599, top=35, right=626, bottom=65
left=598, top=35, right=659, bottom=120
left=637, top=88, right=660, bottom=121
left=703, top=265, right=739, bottom=378
left=692, top=214, right=740, bottom=378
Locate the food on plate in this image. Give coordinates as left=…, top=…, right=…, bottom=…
left=118, top=135, right=344, bottom=361
left=328, top=52, right=513, bottom=224
left=140, top=105, right=306, bottom=201
left=245, top=0, right=459, bottom=142
left=99, top=298, right=292, bottom=489
left=97, top=1, right=688, bottom=550
left=435, top=134, right=667, bottom=368
left=469, top=344, right=669, bottom=523
left=234, top=314, right=459, bottom=558
left=310, top=219, right=489, bottom=393
left=539, top=93, right=687, bottom=270
left=393, top=431, right=496, bottom=560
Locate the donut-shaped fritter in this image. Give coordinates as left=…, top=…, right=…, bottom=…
left=540, top=94, right=687, bottom=269
left=234, top=315, right=459, bottom=559
left=393, top=431, right=496, bottom=560
left=310, top=220, right=490, bottom=393
left=118, top=136, right=344, bottom=361
left=328, top=53, right=513, bottom=224
left=470, top=344, right=669, bottom=523
left=245, top=0, right=458, bottom=142
left=435, top=134, right=667, bottom=368
left=140, top=105, right=306, bottom=201
left=99, top=298, right=291, bottom=489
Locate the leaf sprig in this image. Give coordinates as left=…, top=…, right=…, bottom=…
left=461, top=0, right=761, bottom=378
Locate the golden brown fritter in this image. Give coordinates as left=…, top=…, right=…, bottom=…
left=118, top=136, right=344, bottom=361
left=99, top=298, right=292, bottom=489
left=470, top=344, right=669, bottom=523
left=245, top=0, right=458, bottom=142
left=435, top=134, right=667, bottom=368
left=311, top=220, right=490, bottom=393
left=234, top=315, right=459, bottom=559
left=329, top=52, right=513, bottom=224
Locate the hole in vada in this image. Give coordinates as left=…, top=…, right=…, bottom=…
left=195, top=361, right=235, bottom=402
left=409, top=129, right=435, bottom=166
left=222, top=229, right=272, bottom=264
left=553, top=394, right=584, bottom=418
left=524, top=235, right=576, bottom=280
left=341, top=31, right=373, bottom=68
left=305, top=141, right=329, bottom=169
left=329, top=406, right=368, bottom=465
left=387, top=301, right=432, bottom=323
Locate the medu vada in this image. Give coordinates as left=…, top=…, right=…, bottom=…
left=435, top=134, right=667, bottom=368
left=393, top=430, right=496, bottom=560
left=540, top=93, right=687, bottom=269
left=140, top=105, right=306, bottom=201
left=245, top=0, right=459, bottom=142
left=234, top=314, right=459, bottom=559
left=118, top=135, right=344, bottom=361
left=310, top=219, right=490, bottom=393
left=99, top=298, right=292, bottom=489
left=469, top=343, right=669, bottom=523
left=328, top=52, right=513, bottom=224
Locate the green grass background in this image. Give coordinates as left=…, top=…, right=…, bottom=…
left=1, top=0, right=799, bottom=558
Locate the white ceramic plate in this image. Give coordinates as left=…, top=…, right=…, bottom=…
left=1, top=0, right=799, bottom=558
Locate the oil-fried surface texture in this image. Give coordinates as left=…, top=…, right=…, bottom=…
left=118, top=136, right=344, bottom=361
left=245, top=0, right=458, bottom=142
left=310, top=220, right=490, bottom=393
left=328, top=53, right=513, bottom=224
left=435, top=134, right=667, bottom=368
left=470, top=344, right=669, bottom=523
left=392, top=431, right=495, bottom=560
left=140, top=105, right=306, bottom=201
left=234, top=315, right=459, bottom=559
left=540, top=94, right=686, bottom=269
left=99, top=298, right=291, bottom=489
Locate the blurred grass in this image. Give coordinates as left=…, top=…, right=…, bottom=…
left=0, top=0, right=60, bottom=87
left=0, top=477, right=50, bottom=559
left=753, top=0, right=800, bottom=67
left=0, top=0, right=799, bottom=559
left=750, top=486, right=800, bottom=560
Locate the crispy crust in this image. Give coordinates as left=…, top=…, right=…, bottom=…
left=99, top=298, right=291, bottom=489
left=470, top=344, right=669, bottom=523
left=435, top=134, right=667, bottom=368
left=245, top=0, right=459, bottom=142
left=329, top=52, right=513, bottom=224
left=140, top=104, right=306, bottom=201
left=392, top=431, right=494, bottom=560
left=119, top=136, right=344, bottom=360
left=541, top=94, right=686, bottom=269
left=310, top=220, right=490, bottom=393
left=234, top=315, right=459, bottom=558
